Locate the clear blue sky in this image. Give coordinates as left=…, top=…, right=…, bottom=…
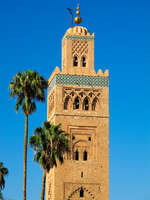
left=0, top=0, right=149, bottom=199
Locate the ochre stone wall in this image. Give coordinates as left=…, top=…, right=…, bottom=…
left=46, top=25, right=109, bottom=200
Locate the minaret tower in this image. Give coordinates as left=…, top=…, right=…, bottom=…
left=46, top=4, right=109, bottom=200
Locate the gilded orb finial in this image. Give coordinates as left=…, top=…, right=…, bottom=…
left=74, top=4, right=82, bottom=25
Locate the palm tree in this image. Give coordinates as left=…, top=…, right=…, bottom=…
left=29, top=121, right=69, bottom=200
left=0, top=190, right=3, bottom=200
left=0, top=162, right=8, bottom=200
left=8, top=70, right=48, bottom=200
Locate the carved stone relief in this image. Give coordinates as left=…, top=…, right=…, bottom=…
left=63, top=87, right=104, bottom=111
left=72, top=40, right=88, bottom=57
left=64, top=182, right=101, bottom=200
left=48, top=91, right=55, bottom=118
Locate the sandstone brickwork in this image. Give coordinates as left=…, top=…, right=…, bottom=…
left=46, top=25, right=109, bottom=200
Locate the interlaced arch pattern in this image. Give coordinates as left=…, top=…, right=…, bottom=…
left=63, top=88, right=101, bottom=111
left=67, top=186, right=95, bottom=200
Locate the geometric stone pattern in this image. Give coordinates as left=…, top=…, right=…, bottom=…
left=47, top=91, right=55, bottom=118
left=48, top=74, right=109, bottom=95
left=62, top=35, right=94, bottom=46
left=63, top=87, right=103, bottom=112
left=66, top=35, right=94, bottom=41
left=47, top=76, right=56, bottom=96
left=72, top=40, right=88, bottom=57
left=64, top=183, right=101, bottom=200
left=63, top=87, right=103, bottom=99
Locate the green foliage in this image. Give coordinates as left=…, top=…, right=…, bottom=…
left=0, top=162, right=8, bottom=191
left=8, top=70, right=48, bottom=115
left=29, top=121, right=69, bottom=172
left=0, top=162, right=8, bottom=200
left=0, top=190, right=3, bottom=200
left=8, top=70, right=48, bottom=200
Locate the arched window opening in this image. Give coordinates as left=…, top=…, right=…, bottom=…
left=64, top=96, right=70, bottom=110
left=79, top=92, right=84, bottom=98
left=73, top=97, right=80, bottom=109
left=75, top=150, right=79, bottom=160
left=73, top=56, right=78, bottom=67
left=89, top=92, right=93, bottom=97
left=92, top=97, right=98, bottom=111
left=83, top=97, right=89, bottom=110
left=72, top=136, right=75, bottom=140
left=70, top=91, right=74, bottom=97
left=80, top=187, right=84, bottom=197
left=83, top=151, right=87, bottom=161
left=81, top=56, right=86, bottom=67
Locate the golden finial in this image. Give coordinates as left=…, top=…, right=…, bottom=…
left=74, top=4, right=82, bottom=25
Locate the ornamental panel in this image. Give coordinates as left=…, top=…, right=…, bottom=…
left=48, top=74, right=108, bottom=95
left=64, top=182, right=101, bottom=200
left=72, top=40, right=88, bottom=57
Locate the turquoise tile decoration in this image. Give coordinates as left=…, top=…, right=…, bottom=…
left=47, top=75, right=56, bottom=95
left=62, top=35, right=94, bottom=46
left=66, top=35, right=94, bottom=40
left=48, top=74, right=109, bottom=95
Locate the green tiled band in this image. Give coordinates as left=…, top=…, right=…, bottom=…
left=48, top=76, right=56, bottom=95
left=66, top=35, right=94, bottom=40
left=48, top=74, right=109, bottom=95
left=62, top=35, right=94, bottom=45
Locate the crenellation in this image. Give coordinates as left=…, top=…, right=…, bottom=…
left=48, top=66, right=60, bottom=84
left=97, top=69, right=109, bottom=77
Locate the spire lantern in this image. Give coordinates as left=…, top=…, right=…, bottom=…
left=74, top=4, right=82, bottom=25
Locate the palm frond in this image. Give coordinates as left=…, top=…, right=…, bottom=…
left=0, top=163, right=8, bottom=191
left=9, top=70, right=47, bottom=115
left=29, top=121, right=69, bottom=172
left=0, top=190, right=3, bottom=200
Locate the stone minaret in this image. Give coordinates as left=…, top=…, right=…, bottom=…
left=46, top=4, right=109, bottom=200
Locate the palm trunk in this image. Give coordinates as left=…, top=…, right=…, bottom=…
left=41, top=169, right=46, bottom=200
left=23, top=114, right=28, bottom=200
left=0, top=190, right=3, bottom=200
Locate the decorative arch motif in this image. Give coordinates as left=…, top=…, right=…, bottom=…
left=92, top=97, right=99, bottom=111
left=64, top=96, right=69, bottom=110
left=82, top=97, right=90, bottom=110
left=67, top=186, right=95, bottom=200
left=81, top=56, right=86, bottom=67
left=88, top=92, right=94, bottom=98
left=63, top=88, right=102, bottom=111
left=64, top=96, right=71, bottom=110
left=73, top=55, right=78, bottom=67
left=73, top=140, right=89, bottom=161
left=73, top=96, right=80, bottom=109
left=72, top=40, right=88, bottom=57
left=83, top=150, right=88, bottom=161
left=47, top=91, right=54, bottom=118
left=79, top=91, right=86, bottom=97
left=80, top=187, right=84, bottom=197
left=74, top=149, right=79, bottom=160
